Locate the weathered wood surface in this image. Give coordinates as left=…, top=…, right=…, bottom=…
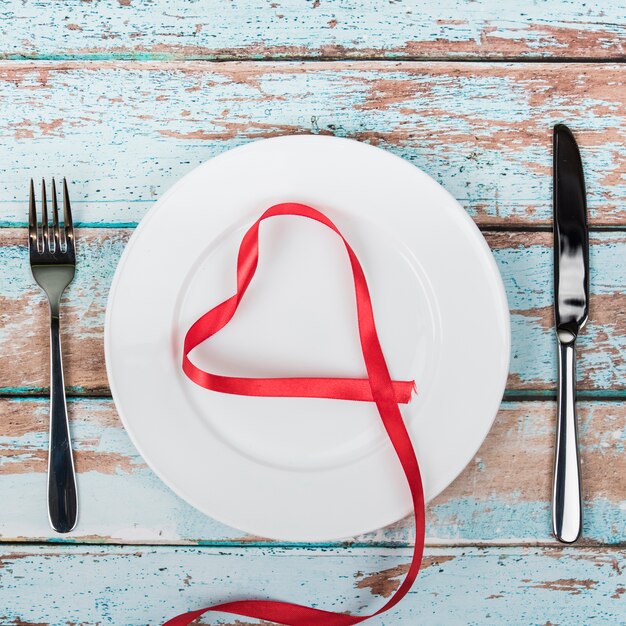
left=2, top=0, right=626, bottom=60
left=0, top=545, right=624, bottom=625
left=0, top=397, right=623, bottom=545
left=0, top=8, right=624, bottom=621
left=0, top=62, right=625, bottom=227
left=2, top=229, right=626, bottom=394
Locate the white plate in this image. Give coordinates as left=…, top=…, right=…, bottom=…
left=105, top=136, right=510, bottom=541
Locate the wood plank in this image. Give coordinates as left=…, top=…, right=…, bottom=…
left=0, top=62, right=625, bottom=226
left=0, top=544, right=624, bottom=625
left=0, top=398, right=623, bottom=545
left=2, top=1, right=625, bottom=60
left=2, top=229, right=625, bottom=394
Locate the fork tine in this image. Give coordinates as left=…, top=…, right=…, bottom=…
left=62, top=178, right=74, bottom=251
left=51, top=178, right=61, bottom=252
left=29, top=178, right=39, bottom=252
left=41, top=178, right=49, bottom=252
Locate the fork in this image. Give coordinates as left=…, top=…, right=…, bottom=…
left=29, top=178, right=78, bottom=533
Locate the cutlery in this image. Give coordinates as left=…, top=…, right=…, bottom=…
left=28, top=178, right=78, bottom=533
left=552, top=124, right=589, bottom=544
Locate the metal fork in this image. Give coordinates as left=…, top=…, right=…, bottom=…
left=29, top=178, right=78, bottom=533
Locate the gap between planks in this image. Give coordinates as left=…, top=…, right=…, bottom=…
left=1, top=54, right=626, bottom=64
left=3, top=390, right=626, bottom=401
left=1, top=539, right=624, bottom=550
left=5, top=223, right=626, bottom=233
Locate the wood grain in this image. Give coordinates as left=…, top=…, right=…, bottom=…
left=1, top=0, right=625, bottom=60
left=2, top=229, right=625, bottom=394
left=0, top=397, right=623, bottom=545
left=0, top=62, right=625, bottom=226
left=0, top=544, right=624, bottom=625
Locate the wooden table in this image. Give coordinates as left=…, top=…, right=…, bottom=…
left=0, top=2, right=624, bottom=624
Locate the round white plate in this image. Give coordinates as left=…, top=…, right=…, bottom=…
left=105, top=136, right=510, bottom=541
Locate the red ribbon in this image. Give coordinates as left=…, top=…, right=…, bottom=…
left=170, top=203, right=425, bottom=626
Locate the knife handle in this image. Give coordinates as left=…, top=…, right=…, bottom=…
left=552, top=340, right=582, bottom=543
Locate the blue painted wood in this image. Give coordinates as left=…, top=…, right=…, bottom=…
left=0, top=545, right=624, bottom=625
left=1, top=0, right=624, bottom=60
left=2, top=230, right=625, bottom=393
left=0, top=63, right=624, bottom=226
left=0, top=7, right=623, bottom=622
left=1, top=398, right=623, bottom=545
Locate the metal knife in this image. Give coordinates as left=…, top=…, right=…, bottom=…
left=552, top=124, right=589, bottom=543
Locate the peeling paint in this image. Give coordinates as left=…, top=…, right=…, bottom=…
left=0, top=63, right=624, bottom=226
left=355, top=556, right=455, bottom=597
left=531, top=578, right=597, bottom=594
left=0, top=546, right=623, bottom=624
left=4, top=230, right=626, bottom=393
left=0, top=398, right=623, bottom=545
left=0, top=2, right=624, bottom=60
left=0, top=3, right=624, bottom=623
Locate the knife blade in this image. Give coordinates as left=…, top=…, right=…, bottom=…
left=552, top=123, right=589, bottom=543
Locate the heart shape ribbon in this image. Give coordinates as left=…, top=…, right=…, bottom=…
left=169, top=203, right=425, bottom=625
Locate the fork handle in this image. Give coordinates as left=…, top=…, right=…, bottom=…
left=48, top=313, right=78, bottom=533
left=552, top=340, right=582, bottom=543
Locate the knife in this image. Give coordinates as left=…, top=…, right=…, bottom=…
left=552, top=124, right=589, bottom=543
